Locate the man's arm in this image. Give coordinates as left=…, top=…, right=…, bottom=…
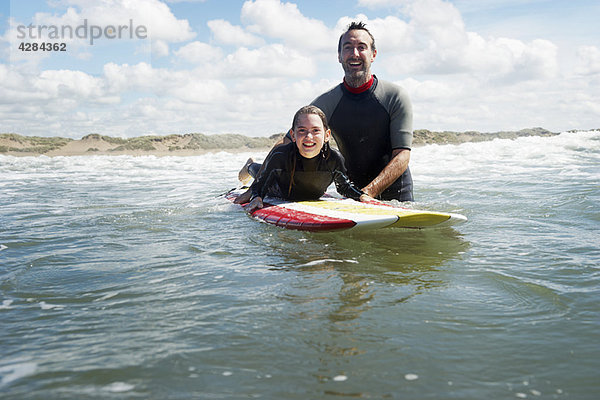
left=360, top=148, right=410, bottom=198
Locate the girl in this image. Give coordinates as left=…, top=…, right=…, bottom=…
left=246, top=105, right=371, bottom=212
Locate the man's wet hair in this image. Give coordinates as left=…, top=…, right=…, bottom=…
left=337, top=21, right=376, bottom=53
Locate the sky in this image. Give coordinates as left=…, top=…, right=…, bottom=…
left=1, top=0, right=599, bottom=138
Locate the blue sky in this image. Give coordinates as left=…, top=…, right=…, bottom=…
left=1, top=0, right=599, bottom=138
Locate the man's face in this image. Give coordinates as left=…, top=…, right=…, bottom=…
left=338, top=29, right=377, bottom=83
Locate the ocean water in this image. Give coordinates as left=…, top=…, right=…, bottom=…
left=1, top=131, right=599, bottom=399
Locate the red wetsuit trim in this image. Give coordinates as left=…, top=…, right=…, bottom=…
left=343, top=75, right=374, bottom=94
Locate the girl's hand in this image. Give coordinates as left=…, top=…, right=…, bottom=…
left=359, top=193, right=375, bottom=203
left=234, top=188, right=252, bottom=204
left=246, top=196, right=264, bottom=212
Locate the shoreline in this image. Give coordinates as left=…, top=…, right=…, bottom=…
left=0, top=128, right=592, bottom=157
left=0, top=146, right=272, bottom=158
left=0, top=132, right=280, bottom=158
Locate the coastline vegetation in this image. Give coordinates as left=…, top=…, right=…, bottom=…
left=412, top=127, right=559, bottom=145
left=0, top=132, right=281, bottom=155
left=0, top=133, right=73, bottom=154
left=1, top=128, right=595, bottom=156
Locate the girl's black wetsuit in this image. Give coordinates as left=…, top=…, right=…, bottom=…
left=251, top=142, right=363, bottom=201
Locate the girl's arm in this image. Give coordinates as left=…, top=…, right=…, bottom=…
left=332, top=169, right=365, bottom=201
left=330, top=150, right=371, bottom=201
left=246, top=149, right=286, bottom=210
left=234, top=135, right=292, bottom=204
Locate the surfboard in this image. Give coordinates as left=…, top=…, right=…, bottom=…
left=226, top=188, right=467, bottom=232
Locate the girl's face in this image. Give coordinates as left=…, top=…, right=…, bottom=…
left=291, top=113, right=331, bottom=159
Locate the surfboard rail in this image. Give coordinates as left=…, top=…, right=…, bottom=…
left=226, top=189, right=467, bottom=232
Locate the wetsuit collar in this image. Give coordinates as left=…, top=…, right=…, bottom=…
left=343, top=75, right=374, bottom=94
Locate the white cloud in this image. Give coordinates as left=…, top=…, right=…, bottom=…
left=34, top=69, right=105, bottom=99
left=241, top=0, right=335, bottom=52
left=103, top=62, right=152, bottom=93
left=152, top=40, right=171, bottom=58
left=0, top=56, right=329, bottom=137
left=575, top=45, right=600, bottom=76
left=0, top=64, right=123, bottom=135
left=399, top=69, right=600, bottom=133
left=173, top=41, right=224, bottom=65
left=207, top=19, right=264, bottom=47
left=102, top=62, right=228, bottom=102
left=173, top=42, right=316, bottom=78
left=347, top=0, right=560, bottom=84
left=168, top=79, right=229, bottom=104
left=335, top=14, right=414, bottom=53
left=401, top=34, right=559, bottom=82
left=0, top=64, right=121, bottom=107
left=221, top=44, right=317, bottom=78
left=398, top=77, right=464, bottom=101
left=357, top=0, right=411, bottom=8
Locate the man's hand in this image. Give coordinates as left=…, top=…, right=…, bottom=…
left=361, top=148, right=410, bottom=198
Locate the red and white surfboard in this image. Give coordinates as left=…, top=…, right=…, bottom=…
left=226, top=189, right=467, bottom=232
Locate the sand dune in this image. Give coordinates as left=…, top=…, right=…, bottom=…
left=0, top=128, right=564, bottom=157
left=0, top=133, right=279, bottom=157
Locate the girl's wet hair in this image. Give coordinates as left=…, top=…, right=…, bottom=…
left=291, top=105, right=329, bottom=132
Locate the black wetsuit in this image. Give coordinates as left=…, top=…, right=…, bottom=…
left=251, top=142, right=363, bottom=201
left=311, top=76, right=414, bottom=201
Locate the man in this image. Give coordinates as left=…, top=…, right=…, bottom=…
left=237, top=21, right=413, bottom=203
